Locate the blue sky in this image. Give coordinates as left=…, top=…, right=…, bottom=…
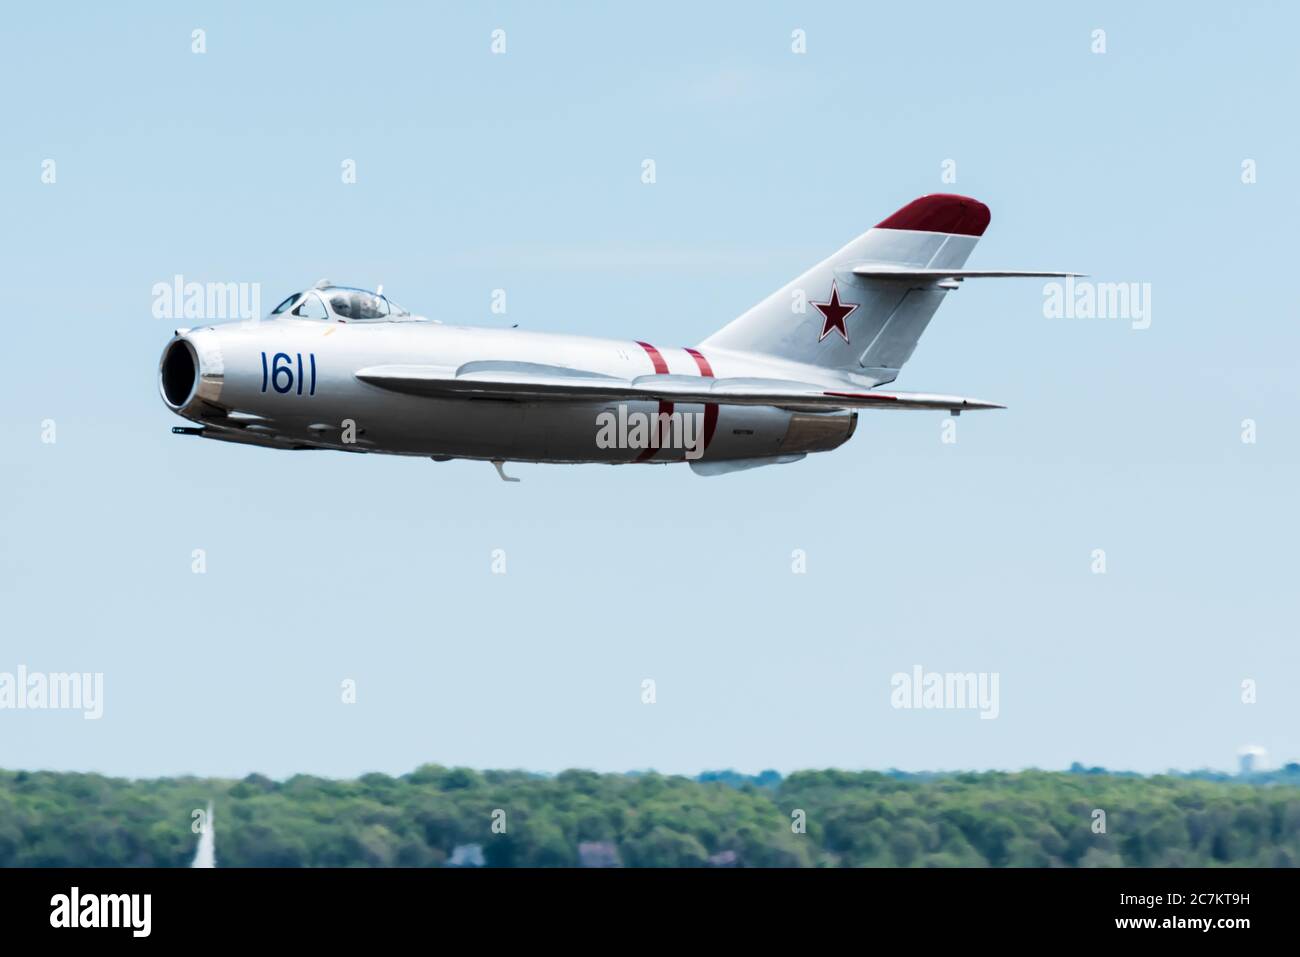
left=1, top=2, right=1297, bottom=779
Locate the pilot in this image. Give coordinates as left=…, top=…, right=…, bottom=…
left=330, top=293, right=356, bottom=320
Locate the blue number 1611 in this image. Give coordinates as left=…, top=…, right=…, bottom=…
left=260, top=352, right=317, bottom=396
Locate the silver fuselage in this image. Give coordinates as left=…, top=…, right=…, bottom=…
left=160, top=317, right=858, bottom=465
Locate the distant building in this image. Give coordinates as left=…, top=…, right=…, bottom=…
left=577, top=841, right=621, bottom=868
left=707, top=850, right=739, bottom=868
left=1238, top=745, right=1267, bottom=775
left=448, top=843, right=485, bottom=867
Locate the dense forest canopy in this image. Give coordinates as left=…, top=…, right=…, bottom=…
left=2, top=766, right=1298, bottom=867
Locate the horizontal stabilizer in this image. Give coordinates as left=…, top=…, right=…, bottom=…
left=852, top=266, right=1084, bottom=281
left=355, top=363, right=1003, bottom=414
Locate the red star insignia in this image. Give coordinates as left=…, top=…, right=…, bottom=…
left=811, top=279, right=858, bottom=344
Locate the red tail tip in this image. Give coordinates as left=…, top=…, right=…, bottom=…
left=875, top=194, right=990, bottom=237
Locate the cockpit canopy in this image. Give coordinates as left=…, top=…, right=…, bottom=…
left=269, top=284, right=414, bottom=322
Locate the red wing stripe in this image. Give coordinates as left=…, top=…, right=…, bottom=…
left=683, top=347, right=718, bottom=452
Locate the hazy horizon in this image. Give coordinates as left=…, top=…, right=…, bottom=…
left=2, top=2, right=1296, bottom=780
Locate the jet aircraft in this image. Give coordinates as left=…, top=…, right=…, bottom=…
left=159, top=194, right=1077, bottom=477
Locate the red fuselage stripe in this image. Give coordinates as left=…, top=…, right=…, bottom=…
left=634, top=342, right=672, bottom=462
left=635, top=341, right=669, bottom=375
left=683, top=347, right=718, bottom=450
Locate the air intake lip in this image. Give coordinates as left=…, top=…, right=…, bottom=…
left=159, top=337, right=199, bottom=409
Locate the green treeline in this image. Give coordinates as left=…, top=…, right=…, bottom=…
left=2, top=766, right=1298, bottom=867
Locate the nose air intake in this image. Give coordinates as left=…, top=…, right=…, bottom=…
left=160, top=338, right=199, bottom=408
